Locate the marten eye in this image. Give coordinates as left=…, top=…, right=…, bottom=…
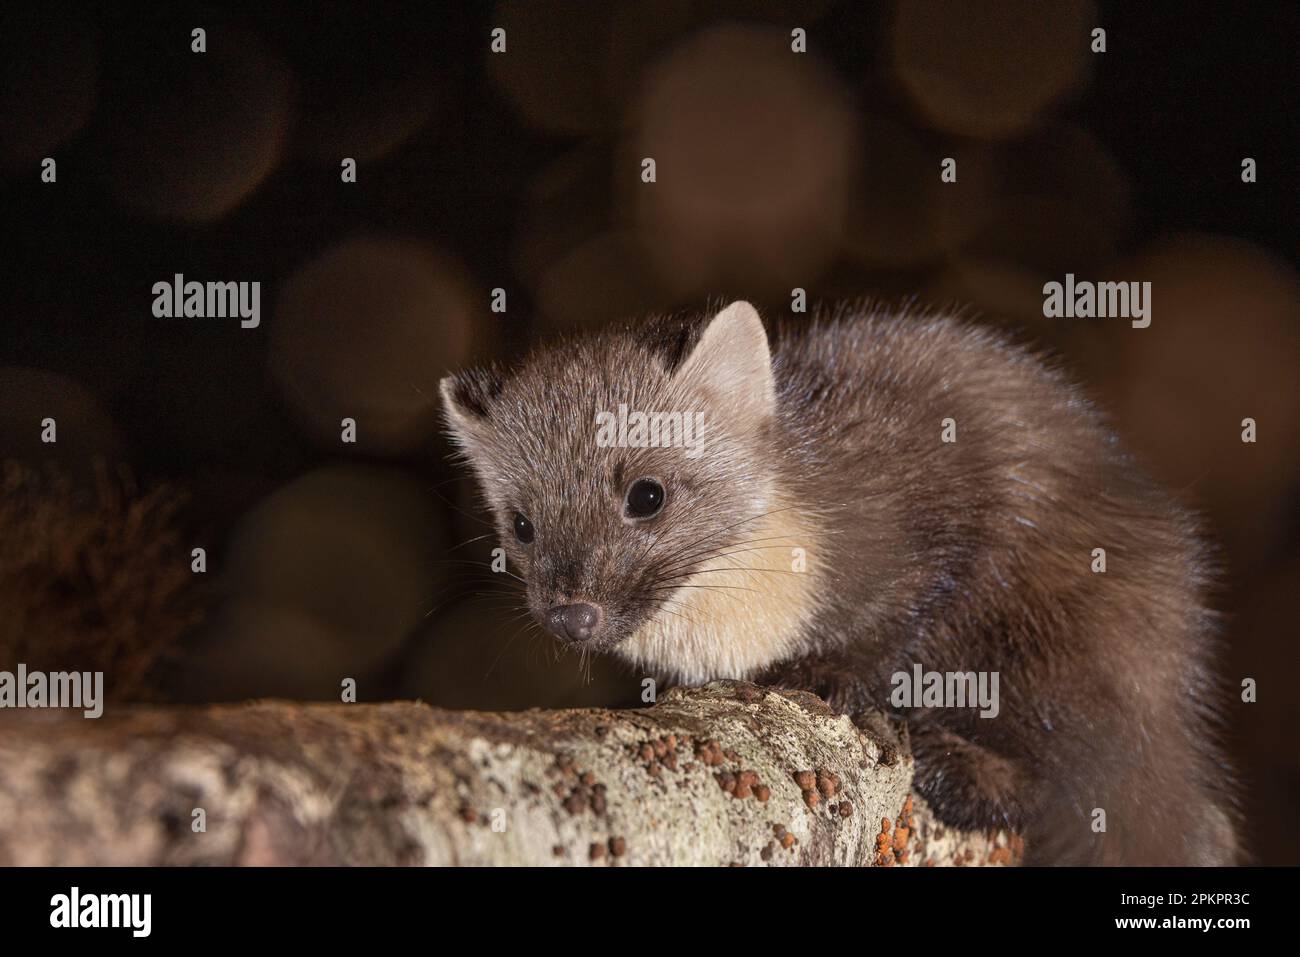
left=626, top=478, right=665, bottom=518
left=513, top=511, right=535, bottom=544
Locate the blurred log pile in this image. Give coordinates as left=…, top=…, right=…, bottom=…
left=0, top=681, right=1017, bottom=867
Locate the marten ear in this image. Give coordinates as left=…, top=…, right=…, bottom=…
left=440, top=367, right=503, bottom=444
left=673, top=301, right=775, bottom=421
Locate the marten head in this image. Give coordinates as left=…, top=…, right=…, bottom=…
left=440, top=301, right=817, bottom=678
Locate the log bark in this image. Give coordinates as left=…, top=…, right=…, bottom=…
left=0, top=680, right=1019, bottom=866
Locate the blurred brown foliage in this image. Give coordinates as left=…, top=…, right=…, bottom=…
left=0, top=462, right=205, bottom=701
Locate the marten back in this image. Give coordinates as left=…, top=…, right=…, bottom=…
left=765, top=309, right=1237, bottom=865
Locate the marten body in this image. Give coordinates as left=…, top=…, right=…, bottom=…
left=441, top=301, right=1239, bottom=865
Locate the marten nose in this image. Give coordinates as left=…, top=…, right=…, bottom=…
left=545, top=603, right=603, bottom=642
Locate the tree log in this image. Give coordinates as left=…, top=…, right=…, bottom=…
left=0, top=680, right=1019, bottom=866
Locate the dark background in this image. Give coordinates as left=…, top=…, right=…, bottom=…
left=1, top=1, right=1296, bottom=862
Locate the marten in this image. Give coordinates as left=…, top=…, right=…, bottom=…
left=440, top=300, right=1239, bottom=865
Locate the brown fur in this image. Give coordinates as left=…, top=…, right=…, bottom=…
left=442, top=301, right=1239, bottom=866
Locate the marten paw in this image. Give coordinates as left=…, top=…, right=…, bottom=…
left=907, top=724, right=1032, bottom=832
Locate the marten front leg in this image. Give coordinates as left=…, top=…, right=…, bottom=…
left=905, top=722, right=1034, bottom=833
left=758, top=665, right=1033, bottom=831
